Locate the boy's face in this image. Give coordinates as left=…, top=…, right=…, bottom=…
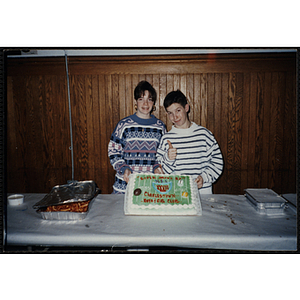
left=135, top=90, right=154, bottom=119
left=166, top=103, right=190, bottom=129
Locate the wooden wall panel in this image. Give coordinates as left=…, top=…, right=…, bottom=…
left=6, top=53, right=297, bottom=195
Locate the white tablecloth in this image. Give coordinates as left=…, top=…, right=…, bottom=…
left=5, top=193, right=297, bottom=251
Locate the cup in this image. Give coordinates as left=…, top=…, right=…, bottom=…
left=8, top=194, right=24, bottom=206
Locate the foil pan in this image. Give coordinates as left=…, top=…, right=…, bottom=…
left=38, top=199, right=95, bottom=220
left=33, top=180, right=99, bottom=210
left=245, top=188, right=287, bottom=215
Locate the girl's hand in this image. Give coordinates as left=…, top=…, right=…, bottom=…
left=124, top=168, right=132, bottom=183
left=167, top=140, right=177, bottom=160
left=195, top=175, right=203, bottom=189
left=154, top=166, right=164, bottom=174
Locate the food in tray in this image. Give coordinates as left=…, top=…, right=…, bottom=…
left=124, top=173, right=202, bottom=215
left=41, top=200, right=92, bottom=213
left=33, top=180, right=99, bottom=220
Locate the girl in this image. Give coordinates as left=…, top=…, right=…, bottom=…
left=108, top=81, right=166, bottom=194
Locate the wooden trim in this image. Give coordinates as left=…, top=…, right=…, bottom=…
left=7, top=53, right=296, bottom=75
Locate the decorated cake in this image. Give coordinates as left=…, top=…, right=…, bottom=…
left=124, top=173, right=202, bottom=215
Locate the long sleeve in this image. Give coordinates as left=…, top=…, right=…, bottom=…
left=199, top=133, right=223, bottom=184
left=156, top=137, right=176, bottom=174
left=108, top=121, right=131, bottom=175
left=156, top=123, right=223, bottom=185
left=108, top=114, right=166, bottom=194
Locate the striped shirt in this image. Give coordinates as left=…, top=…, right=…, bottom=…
left=156, top=122, right=223, bottom=193
left=108, top=113, right=166, bottom=194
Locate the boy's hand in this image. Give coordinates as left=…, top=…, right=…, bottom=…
left=195, top=175, right=203, bottom=189
left=154, top=166, right=164, bottom=174
left=167, top=140, right=177, bottom=160
left=124, top=168, right=132, bottom=183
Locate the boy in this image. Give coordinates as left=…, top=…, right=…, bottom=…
left=156, top=90, right=223, bottom=194
left=108, top=81, right=166, bottom=194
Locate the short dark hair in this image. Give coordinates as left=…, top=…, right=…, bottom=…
left=164, top=90, right=188, bottom=110
left=134, top=81, right=157, bottom=104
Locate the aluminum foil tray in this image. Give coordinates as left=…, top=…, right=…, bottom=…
left=33, top=180, right=99, bottom=209
left=245, top=188, right=287, bottom=215
left=38, top=199, right=95, bottom=220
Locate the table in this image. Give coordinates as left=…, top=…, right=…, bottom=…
left=4, top=193, right=297, bottom=251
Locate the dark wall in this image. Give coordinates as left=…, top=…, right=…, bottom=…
left=6, top=52, right=297, bottom=194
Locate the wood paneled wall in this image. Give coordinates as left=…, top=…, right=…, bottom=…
left=6, top=53, right=296, bottom=195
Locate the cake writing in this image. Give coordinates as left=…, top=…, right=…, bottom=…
left=144, top=191, right=175, bottom=198
left=138, top=175, right=185, bottom=181
left=143, top=191, right=181, bottom=204
left=143, top=198, right=180, bottom=203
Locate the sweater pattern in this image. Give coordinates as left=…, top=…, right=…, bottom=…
left=108, top=114, right=166, bottom=193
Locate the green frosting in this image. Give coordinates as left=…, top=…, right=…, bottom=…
left=132, top=174, right=192, bottom=206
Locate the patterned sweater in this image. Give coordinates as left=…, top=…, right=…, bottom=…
left=108, top=113, right=166, bottom=193
left=156, top=122, right=223, bottom=193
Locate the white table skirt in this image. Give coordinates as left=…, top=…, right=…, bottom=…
left=5, top=193, right=297, bottom=251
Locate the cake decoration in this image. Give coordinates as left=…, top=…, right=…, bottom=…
left=134, top=188, right=142, bottom=196
left=124, top=173, right=202, bottom=215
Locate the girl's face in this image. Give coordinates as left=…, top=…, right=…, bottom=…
left=166, top=103, right=190, bottom=129
left=135, top=90, right=154, bottom=119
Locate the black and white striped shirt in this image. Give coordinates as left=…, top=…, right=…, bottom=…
left=156, top=122, right=223, bottom=192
